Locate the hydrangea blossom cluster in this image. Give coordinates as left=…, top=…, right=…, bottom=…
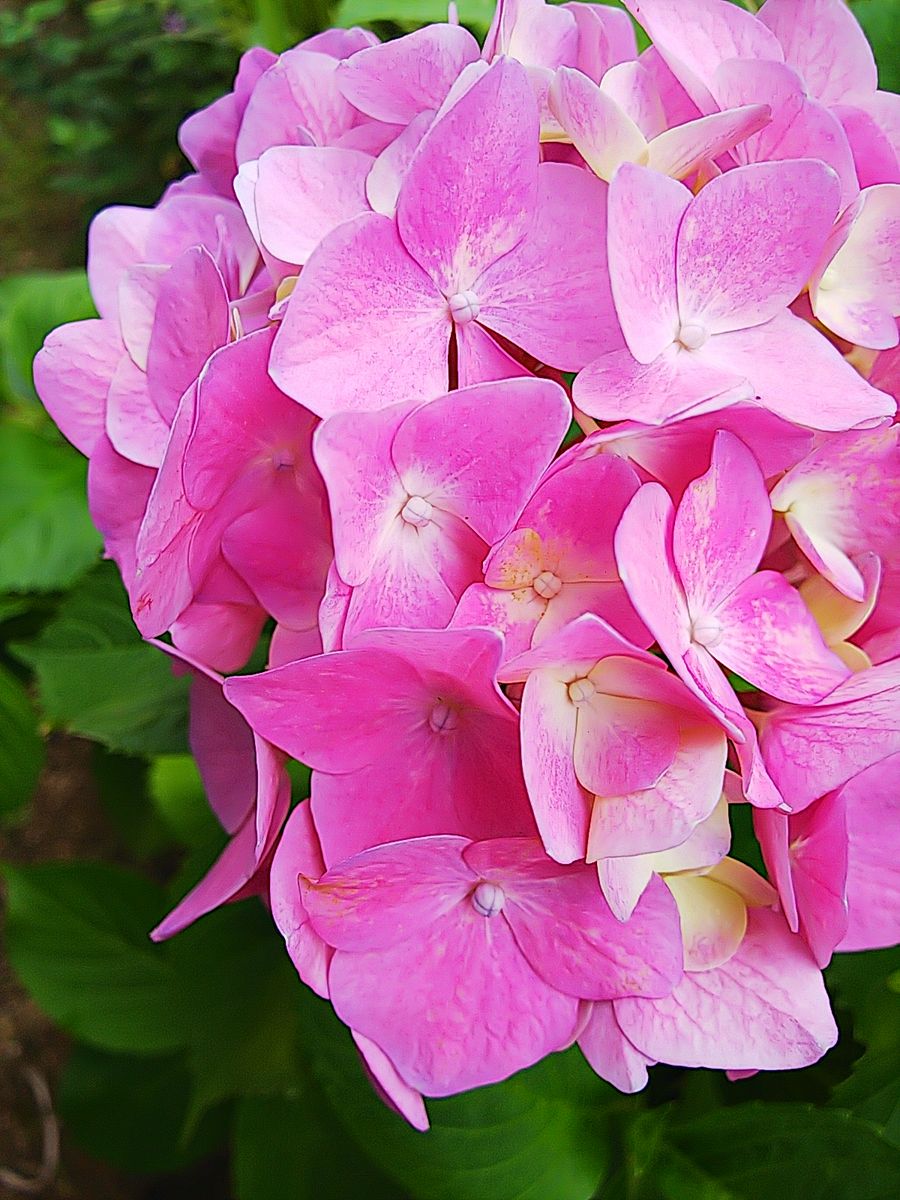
left=35, top=0, right=900, bottom=1127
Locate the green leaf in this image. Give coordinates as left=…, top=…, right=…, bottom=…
left=828, top=947, right=900, bottom=1145
left=59, top=1045, right=228, bottom=1173
left=0, top=662, right=44, bottom=819
left=13, top=561, right=190, bottom=754
left=168, top=901, right=303, bottom=1129
left=335, top=0, right=496, bottom=31
left=150, top=753, right=223, bottom=849
left=299, top=986, right=616, bottom=1200
left=234, top=1091, right=405, bottom=1200
left=851, top=0, right=900, bottom=92
left=1, top=861, right=185, bottom=1055
left=667, top=1103, right=900, bottom=1199
left=0, top=270, right=95, bottom=407
left=0, top=423, right=100, bottom=592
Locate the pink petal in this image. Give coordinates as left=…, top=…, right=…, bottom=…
left=224, top=645, right=426, bottom=774
left=758, top=0, right=877, bottom=107
left=253, top=146, right=372, bottom=265
left=454, top=321, right=530, bottom=387
left=465, top=839, right=683, bottom=1000
left=599, top=60, right=667, bottom=139
left=676, top=161, right=841, bottom=335
left=270, top=212, right=448, bottom=415
left=838, top=752, right=900, bottom=951
left=105, top=355, right=169, bottom=469
left=303, top=836, right=475, bottom=952
left=336, top=23, right=480, bottom=123
left=34, top=320, right=122, bottom=457
left=269, top=802, right=332, bottom=998
left=713, top=60, right=860, bottom=210
left=699, top=313, right=895, bottom=431
left=573, top=343, right=750, bottom=424
left=712, top=571, right=851, bottom=703
left=614, top=483, right=692, bottom=663
left=574, top=690, right=680, bottom=799
left=673, top=430, right=771, bottom=617
left=145, top=247, right=230, bottom=425
left=393, top=378, right=570, bottom=544
left=646, top=103, right=772, bottom=180
left=607, top=162, right=690, bottom=363
left=578, top=1002, right=652, bottom=1093
left=624, top=0, right=783, bottom=114
left=313, top=400, right=411, bottom=586
left=397, top=58, right=538, bottom=294
left=353, top=1032, right=429, bottom=1132
left=86, top=437, right=153, bottom=592
left=327, top=900, right=578, bottom=1097
left=760, top=657, right=900, bottom=810
left=87, top=205, right=154, bottom=319
left=518, top=668, right=588, bottom=863
left=587, top=723, right=727, bottom=859
left=614, top=907, right=837, bottom=1070
left=366, top=111, right=433, bottom=216
left=785, top=791, right=849, bottom=967
left=548, top=67, right=647, bottom=182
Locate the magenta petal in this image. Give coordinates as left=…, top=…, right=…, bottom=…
left=313, top=400, right=412, bottom=586
left=353, top=1032, right=429, bottom=1132
left=787, top=791, right=849, bottom=968
left=327, top=902, right=578, bottom=1097
left=614, top=908, right=837, bottom=1071
left=224, top=646, right=425, bottom=773
left=465, top=839, right=682, bottom=1000
left=760, top=658, right=900, bottom=811
left=269, top=802, right=332, bottom=998
left=397, top=58, right=539, bottom=294
left=303, top=836, right=475, bottom=953
left=454, top=321, right=530, bottom=387
left=87, top=206, right=154, bottom=319
left=270, top=212, right=448, bottom=415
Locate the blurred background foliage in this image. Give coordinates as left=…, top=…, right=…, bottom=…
left=0, top=2, right=899, bottom=1199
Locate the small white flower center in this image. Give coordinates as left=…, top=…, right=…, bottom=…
left=532, top=570, right=563, bottom=600
left=400, top=495, right=433, bottom=527
left=691, top=615, right=724, bottom=648
left=472, top=881, right=505, bottom=918
left=677, top=321, right=709, bottom=351
left=448, top=290, right=480, bottom=325
left=567, top=676, right=596, bottom=705
left=428, top=702, right=459, bottom=734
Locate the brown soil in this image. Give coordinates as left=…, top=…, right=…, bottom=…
left=0, top=736, right=229, bottom=1200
